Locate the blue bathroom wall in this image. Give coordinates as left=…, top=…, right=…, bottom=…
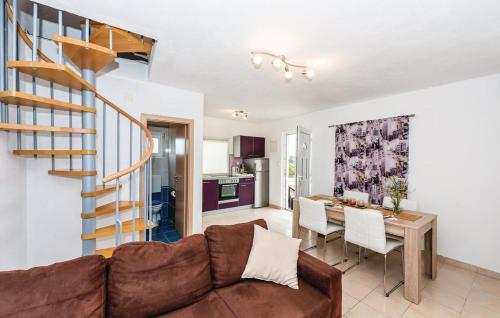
left=152, top=192, right=162, bottom=202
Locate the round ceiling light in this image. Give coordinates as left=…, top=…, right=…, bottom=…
left=251, top=54, right=263, bottom=67
left=272, top=57, right=284, bottom=70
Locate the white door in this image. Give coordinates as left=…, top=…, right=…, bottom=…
left=295, top=126, right=312, bottom=198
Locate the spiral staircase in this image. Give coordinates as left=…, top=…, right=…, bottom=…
left=0, top=1, right=156, bottom=258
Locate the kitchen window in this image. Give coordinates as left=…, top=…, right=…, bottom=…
left=203, top=139, right=229, bottom=175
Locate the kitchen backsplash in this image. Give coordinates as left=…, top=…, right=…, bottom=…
left=228, top=154, right=242, bottom=170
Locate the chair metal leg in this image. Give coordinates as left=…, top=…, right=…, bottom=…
left=384, top=249, right=405, bottom=297
left=330, top=231, right=348, bottom=267
left=322, top=234, right=328, bottom=261
left=383, top=254, right=387, bottom=296
left=299, top=227, right=317, bottom=252
left=343, top=238, right=347, bottom=263
left=342, top=241, right=360, bottom=274
left=301, top=229, right=343, bottom=253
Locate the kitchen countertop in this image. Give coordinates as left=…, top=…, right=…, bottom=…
left=203, top=174, right=254, bottom=180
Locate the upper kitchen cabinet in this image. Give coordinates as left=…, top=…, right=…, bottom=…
left=233, top=136, right=265, bottom=158
left=239, top=136, right=254, bottom=158
left=253, top=137, right=265, bottom=157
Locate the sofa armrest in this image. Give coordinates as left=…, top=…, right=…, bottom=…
left=297, top=251, right=342, bottom=318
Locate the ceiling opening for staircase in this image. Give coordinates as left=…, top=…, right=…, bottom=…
left=17, top=0, right=155, bottom=63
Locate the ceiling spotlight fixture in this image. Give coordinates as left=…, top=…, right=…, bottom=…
left=251, top=54, right=263, bottom=67
left=233, top=110, right=249, bottom=120
left=250, top=51, right=314, bottom=81
left=272, top=57, right=284, bottom=70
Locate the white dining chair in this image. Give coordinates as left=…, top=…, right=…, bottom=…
left=343, top=207, right=404, bottom=297
left=382, top=196, right=417, bottom=211
left=299, top=197, right=345, bottom=265
left=344, top=190, right=369, bottom=203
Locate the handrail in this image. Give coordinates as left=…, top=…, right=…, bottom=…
left=97, top=93, right=154, bottom=183
left=6, top=0, right=154, bottom=184
left=5, top=2, right=51, bottom=63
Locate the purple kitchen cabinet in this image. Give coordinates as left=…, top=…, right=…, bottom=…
left=202, top=180, right=219, bottom=212
left=239, top=181, right=255, bottom=206
left=240, top=136, right=254, bottom=158
left=253, top=137, right=265, bottom=158
left=239, top=177, right=254, bottom=184
left=233, top=136, right=266, bottom=158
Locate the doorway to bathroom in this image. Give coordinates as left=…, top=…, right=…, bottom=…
left=141, top=114, right=194, bottom=243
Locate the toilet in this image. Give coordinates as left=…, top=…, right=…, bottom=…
left=152, top=175, right=163, bottom=223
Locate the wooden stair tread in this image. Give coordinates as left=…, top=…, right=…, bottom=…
left=0, top=91, right=95, bottom=113
left=49, top=170, right=97, bottom=176
left=13, top=149, right=96, bottom=156
left=90, top=25, right=152, bottom=55
left=7, top=61, right=95, bottom=92
left=81, top=218, right=154, bottom=240
left=53, top=35, right=117, bottom=72
left=0, top=123, right=95, bottom=134
left=81, top=184, right=122, bottom=197
left=96, top=247, right=114, bottom=258
left=82, top=201, right=144, bottom=219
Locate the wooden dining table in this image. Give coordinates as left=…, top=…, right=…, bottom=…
left=292, top=195, right=437, bottom=304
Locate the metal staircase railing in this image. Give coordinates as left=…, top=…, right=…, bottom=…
left=1, top=0, right=155, bottom=257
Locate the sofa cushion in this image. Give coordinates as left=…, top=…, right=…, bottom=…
left=0, top=255, right=106, bottom=318
left=242, top=224, right=302, bottom=289
left=204, top=219, right=267, bottom=288
left=155, top=291, right=236, bottom=318
left=107, top=235, right=212, bottom=318
left=215, top=278, right=331, bottom=318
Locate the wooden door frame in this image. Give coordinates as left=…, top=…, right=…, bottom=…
left=140, top=113, right=194, bottom=237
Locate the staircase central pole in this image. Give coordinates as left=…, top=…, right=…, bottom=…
left=81, top=19, right=97, bottom=255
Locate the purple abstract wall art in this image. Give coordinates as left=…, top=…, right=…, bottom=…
left=334, top=116, right=410, bottom=204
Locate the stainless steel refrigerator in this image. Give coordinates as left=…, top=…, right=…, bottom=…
left=244, top=158, right=269, bottom=208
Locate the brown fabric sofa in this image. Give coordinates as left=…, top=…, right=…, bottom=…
left=0, top=219, right=341, bottom=318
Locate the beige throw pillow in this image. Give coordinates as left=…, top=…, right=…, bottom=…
left=241, top=224, right=302, bottom=289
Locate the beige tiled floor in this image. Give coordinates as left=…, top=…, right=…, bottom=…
left=202, top=208, right=500, bottom=318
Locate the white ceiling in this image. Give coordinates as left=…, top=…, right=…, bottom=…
left=38, top=0, right=500, bottom=121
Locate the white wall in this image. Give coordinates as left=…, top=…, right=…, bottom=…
left=0, top=132, right=27, bottom=270
left=204, top=116, right=264, bottom=154
left=261, top=73, right=500, bottom=273
left=0, top=21, right=27, bottom=270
